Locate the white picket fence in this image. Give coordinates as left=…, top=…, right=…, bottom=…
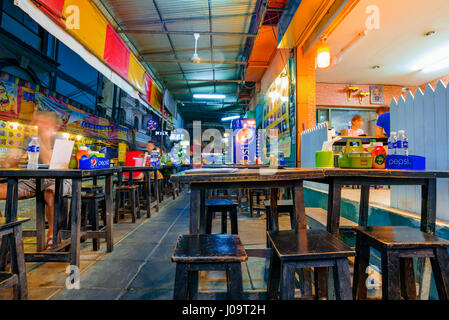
left=300, top=122, right=329, bottom=168
left=390, top=81, right=449, bottom=221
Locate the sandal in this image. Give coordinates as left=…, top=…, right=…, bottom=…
left=46, top=236, right=54, bottom=250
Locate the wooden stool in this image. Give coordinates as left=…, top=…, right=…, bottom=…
left=114, top=185, right=140, bottom=223
left=82, top=193, right=106, bottom=251
left=249, top=189, right=268, bottom=217
left=81, top=185, right=103, bottom=194
left=0, top=218, right=29, bottom=300
left=162, top=177, right=177, bottom=200
left=205, top=199, right=238, bottom=234
left=172, top=234, right=247, bottom=300
left=353, top=226, right=449, bottom=300
left=134, top=180, right=151, bottom=218
left=264, top=199, right=295, bottom=232
left=267, top=229, right=354, bottom=300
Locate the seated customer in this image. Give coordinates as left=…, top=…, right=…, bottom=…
left=133, top=140, right=164, bottom=180
left=0, top=111, right=72, bottom=248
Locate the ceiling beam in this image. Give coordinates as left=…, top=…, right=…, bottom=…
left=170, top=91, right=240, bottom=95
left=117, top=30, right=258, bottom=37
left=119, top=13, right=255, bottom=27
left=303, top=0, right=360, bottom=55
left=157, top=66, right=237, bottom=76
left=156, top=78, right=244, bottom=83
left=140, top=45, right=242, bottom=56
left=141, top=58, right=250, bottom=65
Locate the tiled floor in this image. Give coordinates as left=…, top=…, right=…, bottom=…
left=0, top=189, right=383, bottom=300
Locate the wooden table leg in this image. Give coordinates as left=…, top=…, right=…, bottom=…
left=105, top=174, right=114, bottom=252
left=145, top=172, right=151, bottom=218
left=70, top=179, right=82, bottom=268
left=52, top=179, right=63, bottom=245
left=270, top=188, right=279, bottom=232
left=359, top=185, right=370, bottom=226
left=292, top=181, right=307, bottom=230
left=421, top=178, right=437, bottom=234
left=291, top=181, right=313, bottom=296
left=199, top=189, right=206, bottom=234
left=155, top=170, right=160, bottom=212
left=0, top=178, right=18, bottom=270
left=10, top=224, right=28, bottom=299
left=190, top=185, right=201, bottom=235
left=35, top=178, right=46, bottom=252
left=417, top=178, right=437, bottom=300
left=315, top=179, right=342, bottom=300
left=327, top=180, right=342, bottom=236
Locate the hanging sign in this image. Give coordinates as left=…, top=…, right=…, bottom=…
left=147, top=119, right=158, bottom=130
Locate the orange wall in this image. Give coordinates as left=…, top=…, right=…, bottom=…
left=316, top=75, right=449, bottom=109
left=316, top=83, right=419, bottom=108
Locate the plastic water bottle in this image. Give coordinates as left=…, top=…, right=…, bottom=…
left=279, top=152, right=285, bottom=166
left=27, top=137, right=40, bottom=170
left=388, top=132, right=398, bottom=155
left=347, top=122, right=353, bottom=136
left=150, top=151, right=158, bottom=167
left=397, top=130, right=409, bottom=156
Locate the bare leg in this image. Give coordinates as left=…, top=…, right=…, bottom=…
left=44, top=189, right=55, bottom=243
left=0, top=184, right=7, bottom=217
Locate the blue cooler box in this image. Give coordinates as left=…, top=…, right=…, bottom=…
left=386, top=155, right=425, bottom=170
left=78, top=155, right=111, bottom=170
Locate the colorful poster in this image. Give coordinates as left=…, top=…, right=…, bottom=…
left=18, top=86, right=36, bottom=121
left=0, top=80, right=18, bottom=117
left=262, top=66, right=291, bottom=158
left=118, top=142, right=127, bottom=162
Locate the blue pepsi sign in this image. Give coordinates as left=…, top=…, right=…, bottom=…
left=147, top=119, right=158, bottom=130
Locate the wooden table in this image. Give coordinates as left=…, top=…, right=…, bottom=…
left=172, top=167, right=449, bottom=299
left=0, top=168, right=119, bottom=268
left=308, top=168, right=449, bottom=299
left=170, top=168, right=325, bottom=236
left=118, top=166, right=158, bottom=214
left=309, top=169, right=449, bottom=236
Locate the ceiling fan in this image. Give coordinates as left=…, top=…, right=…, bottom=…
left=191, top=33, right=201, bottom=63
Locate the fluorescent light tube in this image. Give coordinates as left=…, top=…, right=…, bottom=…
left=193, top=94, right=226, bottom=99
left=221, top=115, right=240, bottom=121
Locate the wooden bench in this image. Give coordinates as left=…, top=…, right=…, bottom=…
left=172, top=234, right=247, bottom=300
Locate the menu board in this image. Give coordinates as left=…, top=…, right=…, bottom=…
left=0, top=120, right=38, bottom=149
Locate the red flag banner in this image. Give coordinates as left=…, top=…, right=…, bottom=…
left=35, top=0, right=65, bottom=22
left=104, top=25, right=130, bottom=79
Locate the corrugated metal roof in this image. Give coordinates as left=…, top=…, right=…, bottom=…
left=98, top=0, right=263, bottom=122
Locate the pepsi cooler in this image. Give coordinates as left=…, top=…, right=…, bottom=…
left=232, top=119, right=256, bottom=164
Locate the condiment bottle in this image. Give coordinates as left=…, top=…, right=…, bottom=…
left=372, top=144, right=387, bottom=169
